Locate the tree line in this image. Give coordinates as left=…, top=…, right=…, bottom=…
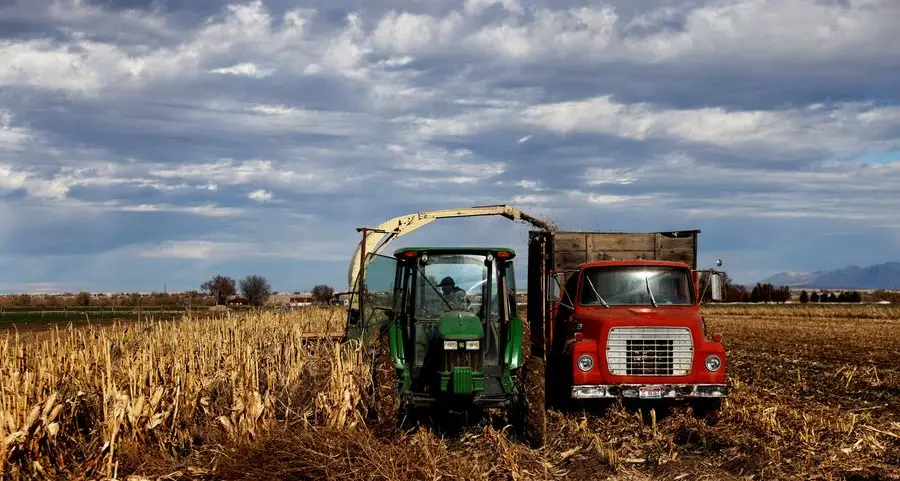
left=698, top=273, right=869, bottom=303
left=798, top=290, right=863, bottom=303
left=200, top=274, right=336, bottom=307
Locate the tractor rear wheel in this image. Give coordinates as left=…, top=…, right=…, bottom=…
left=513, top=355, right=547, bottom=448
left=370, top=333, right=401, bottom=432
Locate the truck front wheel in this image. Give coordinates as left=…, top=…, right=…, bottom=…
left=691, top=398, right=722, bottom=423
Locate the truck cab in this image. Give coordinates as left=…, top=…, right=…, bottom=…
left=528, top=230, right=727, bottom=416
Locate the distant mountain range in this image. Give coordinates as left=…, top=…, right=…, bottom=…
left=758, top=262, right=900, bottom=289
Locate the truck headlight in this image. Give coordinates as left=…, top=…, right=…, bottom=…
left=577, top=355, right=594, bottom=372
left=443, top=340, right=458, bottom=350
left=705, top=355, right=722, bottom=372
left=465, top=340, right=480, bottom=350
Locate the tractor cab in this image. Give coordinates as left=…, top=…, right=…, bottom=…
left=397, top=247, right=518, bottom=403
left=348, top=246, right=523, bottom=410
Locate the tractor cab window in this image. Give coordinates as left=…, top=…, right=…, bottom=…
left=415, top=254, right=492, bottom=319
left=411, top=253, right=503, bottom=368
left=580, top=266, right=695, bottom=306
left=362, top=253, right=399, bottom=329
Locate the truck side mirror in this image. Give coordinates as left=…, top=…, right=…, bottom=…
left=710, top=272, right=725, bottom=301
left=347, top=307, right=360, bottom=326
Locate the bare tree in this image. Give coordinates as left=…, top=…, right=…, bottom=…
left=76, top=291, right=91, bottom=307
left=240, top=275, right=272, bottom=307
left=311, top=284, right=335, bottom=305
left=201, top=275, right=237, bottom=305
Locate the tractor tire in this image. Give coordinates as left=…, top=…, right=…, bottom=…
left=370, top=333, right=401, bottom=432
left=513, top=355, right=548, bottom=448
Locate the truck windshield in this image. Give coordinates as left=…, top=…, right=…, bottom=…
left=580, top=266, right=694, bottom=306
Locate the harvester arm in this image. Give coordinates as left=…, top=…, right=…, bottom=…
left=347, top=204, right=556, bottom=291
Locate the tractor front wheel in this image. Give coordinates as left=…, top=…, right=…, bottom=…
left=513, top=356, right=548, bottom=448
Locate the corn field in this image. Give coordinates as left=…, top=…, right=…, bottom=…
left=1, top=305, right=898, bottom=480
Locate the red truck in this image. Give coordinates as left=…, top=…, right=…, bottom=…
left=527, top=229, right=727, bottom=417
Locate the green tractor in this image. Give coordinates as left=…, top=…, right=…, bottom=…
left=346, top=246, right=547, bottom=446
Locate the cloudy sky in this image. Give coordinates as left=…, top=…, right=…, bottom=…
left=1, top=0, right=899, bottom=293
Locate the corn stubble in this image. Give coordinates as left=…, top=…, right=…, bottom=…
left=1, top=305, right=899, bottom=480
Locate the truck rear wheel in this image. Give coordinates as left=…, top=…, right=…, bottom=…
left=513, top=356, right=547, bottom=448
left=370, top=334, right=401, bottom=432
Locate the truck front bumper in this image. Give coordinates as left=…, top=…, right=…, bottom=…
left=571, top=384, right=728, bottom=399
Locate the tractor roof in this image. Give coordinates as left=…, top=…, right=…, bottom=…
left=393, top=246, right=516, bottom=257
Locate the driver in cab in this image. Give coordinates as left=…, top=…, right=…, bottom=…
left=437, top=276, right=468, bottom=311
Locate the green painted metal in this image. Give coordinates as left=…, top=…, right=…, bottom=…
left=438, top=311, right=485, bottom=340
left=452, top=367, right=474, bottom=394
left=388, top=321, right=412, bottom=392
left=504, top=316, right=523, bottom=370
left=500, top=371, right=516, bottom=394
left=472, top=375, right=485, bottom=392
left=388, top=321, right=405, bottom=367
left=393, top=246, right=516, bottom=257
left=439, top=370, right=485, bottom=393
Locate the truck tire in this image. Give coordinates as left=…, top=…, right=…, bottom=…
left=691, top=398, right=722, bottom=423
left=370, top=333, right=400, bottom=432
left=513, top=355, right=548, bottom=448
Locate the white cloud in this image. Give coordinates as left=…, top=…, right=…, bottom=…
left=372, top=11, right=464, bottom=55
left=134, top=239, right=346, bottom=261
left=248, top=189, right=273, bottom=202
left=137, top=240, right=229, bottom=259
left=0, top=282, right=74, bottom=294
left=468, top=7, right=619, bottom=61
left=0, top=164, right=69, bottom=200
left=387, top=143, right=506, bottom=182
left=624, top=0, right=898, bottom=63
left=0, top=1, right=318, bottom=95
left=0, top=112, right=33, bottom=150
left=585, top=168, right=636, bottom=185
left=515, top=180, right=544, bottom=190
left=209, top=62, right=273, bottom=78
left=464, top=0, right=524, bottom=16
left=511, top=194, right=553, bottom=204
left=566, top=191, right=651, bottom=205
left=521, top=96, right=900, bottom=153
left=112, top=203, right=244, bottom=217
left=152, top=159, right=329, bottom=190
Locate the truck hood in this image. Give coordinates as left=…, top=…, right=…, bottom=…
left=575, top=306, right=702, bottom=328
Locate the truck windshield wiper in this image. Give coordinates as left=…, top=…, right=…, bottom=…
left=644, top=272, right=658, bottom=307
left=584, top=275, right=610, bottom=308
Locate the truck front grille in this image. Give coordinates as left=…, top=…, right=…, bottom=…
left=606, top=327, right=693, bottom=376
left=443, top=349, right=482, bottom=372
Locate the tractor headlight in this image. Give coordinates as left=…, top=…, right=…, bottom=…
left=705, top=355, right=722, bottom=372
left=465, top=340, right=480, bottom=350
left=443, top=340, right=458, bottom=350
left=577, top=355, right=594, bottom=372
